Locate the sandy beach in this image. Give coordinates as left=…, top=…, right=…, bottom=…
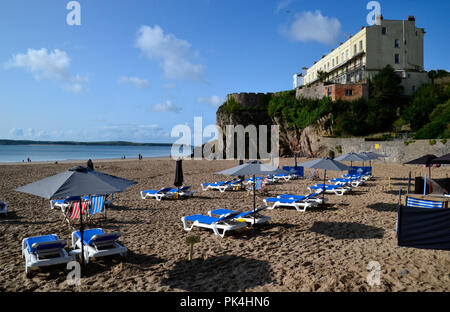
left=0, top=157, right=449, bottom=292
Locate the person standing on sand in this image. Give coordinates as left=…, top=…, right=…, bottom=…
left=87, top=159, right=94, bottom=170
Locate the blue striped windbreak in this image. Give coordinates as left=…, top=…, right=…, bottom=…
left=407, top=197, right=444, bottom=209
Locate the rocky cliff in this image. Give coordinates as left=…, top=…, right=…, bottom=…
left=216, top=92, right=328, bottom=157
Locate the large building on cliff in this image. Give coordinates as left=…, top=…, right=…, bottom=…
left=296, top=15, right=430, bottom=97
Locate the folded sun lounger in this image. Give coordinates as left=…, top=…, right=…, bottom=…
left=181, top=212, right=247, bottom=238
left=208, top=207, right=271, bottom=225
left=140, top=187, right=177, bottom=201
left=22, top=234, right=74, bottom=278
left=71, top=228, right=127, bottom=264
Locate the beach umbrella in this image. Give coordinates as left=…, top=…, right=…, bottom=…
left=15, top=166, right=137, bottom=273
left=335, top=152, right=369, bottom=168
left=294, top=152, right=297, bottom=169
left=431, top=153, right=450, bottom=165
left=174, top=159, right=184, bottom=189
left=216, top=160, right=288, bottom=230
left=404, top=154, right=438, bottom=194
left=298, top=158, right=351, bottom=206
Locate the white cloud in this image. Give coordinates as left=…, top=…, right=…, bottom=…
left=151, top=100, right=182, bottom=113
left=196, top=95, right=224, bottom=108
left=281, top=10, right=342, bottom=45
left=6, top=48, right=90, bottom=92
left=118, top=76, right=150, bottom=89
left=136, top=25, right=206, bottom=81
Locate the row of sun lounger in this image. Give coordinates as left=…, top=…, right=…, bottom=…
left=22, top=228, right=127, bottom=278
left=20, top=170, right=372, bottom=276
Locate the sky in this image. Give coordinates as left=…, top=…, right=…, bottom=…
left=0, top=0, right=449, bottom=144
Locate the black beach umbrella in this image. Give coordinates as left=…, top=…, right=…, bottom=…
left=216, top=160, right=288, bottom=231
left=174, top=159, right=184, bottom=189
left=404, top=154, right=438, bottom=193
left=431, top=153, right=450, bottom=165
left=15, top=166, right=137, bottom=273
left=298, top=158, right=351, bottom=206
left=294, top=152, right=298, bottom=169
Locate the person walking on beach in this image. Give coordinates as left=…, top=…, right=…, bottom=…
left=87, top=159, right=94, bottom=170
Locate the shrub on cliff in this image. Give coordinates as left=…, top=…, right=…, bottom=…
left=414, top=99, right=450, bottom=139
left=218, top=97, right=244, bottom=114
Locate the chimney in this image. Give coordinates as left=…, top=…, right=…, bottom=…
left=322, top=55, right=326, bottom=59
left=407, top=15, right=415, bottom=21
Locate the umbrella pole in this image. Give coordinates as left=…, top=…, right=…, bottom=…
left=322, top=170, right=326, bottom=208
left=253, top=174, right=256, bottom=235
left=79, top=198, right=84, bottom=276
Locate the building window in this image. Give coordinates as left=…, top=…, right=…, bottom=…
left=395, top=39, right=399, bottom=48
left=346, top=50, right=349, bottom=60
left=332, top=59, right=335, bottom=67
left=382, top=27, right=387, bottom=35
left=341, top=53, right=344, bottom=62
left=412, top=85, right=416, bottom=92
left=359, top=40, right=363, bottom=51
left=336, top=56, right=339, bottom=65
left=354, top=44, right=357, bottom=55
left=345, top=89, right=353, bottom=96
left=395, top=54, right=400, bottom=64
left=327, top=87, right=332, bottom=97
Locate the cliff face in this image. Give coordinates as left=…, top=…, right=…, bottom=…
left=216, top=93, right=327, bottom=157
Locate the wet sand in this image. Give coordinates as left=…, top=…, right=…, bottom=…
left=0, top=157, right=449, bottom=292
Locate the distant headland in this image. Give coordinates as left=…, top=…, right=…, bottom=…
left=0, top=139, right=173, bottom=147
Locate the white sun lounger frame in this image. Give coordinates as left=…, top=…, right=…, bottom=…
left=71, top=230, right=128, bottom=264
left=22, top=236, right=74, bottom=277
left=181, top=216, right=247, bottom=238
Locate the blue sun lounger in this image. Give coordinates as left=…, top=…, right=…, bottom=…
left=140, top=187, right=177, bottom=201
left=22, top=234, right=74, bottom=278
left=71, top=228, right=127, bottom=264
left=181, top=212, right=247, bottom=238
left=264, top=195, right=319, bottom=212
left=201, top=180, right=243, bottom=192
left=308, top=184, right=351, bottom=196
left=168, top=185, right=196, bottom=197
left=278, top=191, right=327, bottom=204
left=208, top=206, right=271, bottom=225
left=329, top=177, right=365, bottom=187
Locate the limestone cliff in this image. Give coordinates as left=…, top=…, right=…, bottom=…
left=216, top=92, right=329, bottom=157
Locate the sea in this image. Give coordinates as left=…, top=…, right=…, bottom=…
left=0, top=144, right=191, bottom=163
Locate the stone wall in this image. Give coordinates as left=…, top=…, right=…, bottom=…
left=318, top=137, right=449, bottom=163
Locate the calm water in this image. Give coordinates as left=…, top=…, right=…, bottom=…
left=0, top=144, right=190, bottom=163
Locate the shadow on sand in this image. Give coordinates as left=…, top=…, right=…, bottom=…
left=161, top=255, right=272, bottom=291
left=367, top=202, right=399, bottom=212
left=309, top=221, right=385, bottom=239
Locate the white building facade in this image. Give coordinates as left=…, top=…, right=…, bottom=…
left=301, top=16, right=429, bottom=95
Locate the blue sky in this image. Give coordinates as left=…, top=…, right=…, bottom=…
left=1, top=0, right=449, bottom=143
